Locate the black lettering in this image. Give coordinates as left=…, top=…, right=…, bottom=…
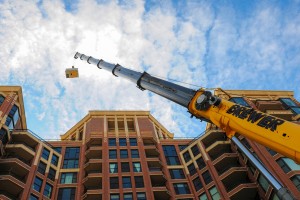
left=239, top=108, right=253, bottom=119
left=232, top=106, right=242, bottom=117
left=247, top=111, right=265, bottom=123
left=265, top=119, right=285, bottom=131
left=227, top=105, right=240, bottom=114
left=257, top=116, right=275, bottom=129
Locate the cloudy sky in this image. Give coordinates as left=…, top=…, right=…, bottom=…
left=1, top=0, right=300, bottom=139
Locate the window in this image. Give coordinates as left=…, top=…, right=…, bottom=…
left=241, top=138, right=251, bottom=149
left=109, top=138, right=116, bottom=146
left=193, top=177, right=203, bottom=191
left=124, top=193, right=133, bottom=200
left=267, top=148, right=277, bottom=156
left=43, top=183, right=53, bottom=198
left=48, top=168, right=56, bottom=181
left=119, top=138, right=127, bottom=146
left=133, top=162, right=142, bottom=172
left=163, top=145, right=180, bottom=165
left=5, top=105, right=20, bottom=129
left=169, top=169, right=185, bottom=179
left=33, top=176, right=43, bottom=192
left=109, top=150, right=117, bottom=159
left=127, top=118, right=135, bottom=132
left=118, top=119, right=125, bottom=131
left=202, top=171, right=212, bottom=184
left=120, top=149, right=128, bottom=158
left=110, top=177, right=119, bottom=189
left=60, top=172, right=77, bottom=184
left=121, top=162, right=130, bottom=172
left=196, top=157, right=206, bottom=170
left=199, top=193, right=208, bottom=200
left=277, top=157, right=300, bottom=173
left=291, top=175, right=300, bottom=191
left=179, top=145, right=188, bottom=151
left=110, top=194, right=120, bottom=200
left=51, top=154, right=59, bottom=166
left=110, top=163, right=118, bottom=173
left=209, top=186, right=220, bottom=200
left=183, top=151, right=191, bottom=162
left=229, top=97, right=250, bottom=107
left=188, top=163, right=197, bottom=176
left=53, top=147, right=61, bottom=153
left=191, top=145, right=200, bottom=156
left=42, top=148, right=50, bottom=160
left=137, top=192, right=146, bottom=200
left=0, top=95, right=4, bottom=106
left=57, top=188, right=76, bottom=200
left=258, top=174, right=269, bottom=192
left=29, top=194, right=39, bottom=200
left=122, top=176, right=132, bottom=188
left=63, top=147, right=80, bottom=168
left=131, top=149, right=139, bottom=158
left=134, top=176, right=144, bottom=188
left=280, top=98, right=300, bottom=115
left=108, top=119, right=115, bottom=132
left=129, top=138, right=137, bottom=146
left=38, top=161, right=47, bottom=175
left=0, top=128, right=9, bottom=145
left=173, top=183, right=191, bottom=194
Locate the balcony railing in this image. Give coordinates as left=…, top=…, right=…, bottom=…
left=0, top=190, right=19, bottom=200
left=3, top=154, right=31, bottom=165
left=149, top=167, right=161, bottom=172
left=12, top=129, right=53, bottom=149
left=0, top=171, right=26, bottom=183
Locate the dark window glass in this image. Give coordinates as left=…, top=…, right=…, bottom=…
left=129, top=138, right=137, bottom=146
left=241, top=138, right=251, bottom=149
left=0, top=128, right=9, bottom=145
left=5, top=116, right=13, bottom=130
left=258, top=174, right=269, bottom=192
left=291, top=107, right=300, bottom=114
left=134, top=176, right=144, bottom=188
left=280, top=98, right=298, bottom=107
left=209, top=186, right=220, bottom=200
left=109, top=150, right=117, bottom=159
left=110, top=163, right=118, bottom=173
left=0, top=95, right=4, bottom=106
left=173, top=183, right=191, bottom=194
left=122, top=176, right=132, bottom=188
left=230, top=97, right=250, bottom=107
left=133, top=162, right=142, bottom=172
left=179, top=145, right=188, bottom=151
left=137, top=192, right=146, bottom=200
left=38, top=161, right=47, bottom=175
left=276, top=158, right=291, bottom=173
left=163, top=145, right=180, bottom=165
left=188, top=163, right=197, bottom=176
left=199, top=193, right=208, bottom=200
left=110, top=177, right=119, bottom=189
left=51, top=154, right=59, bottom=166
left=291, top=175, right=300, bottom=191
left=191, top=145, right=200, bottom=156
left=109, top=138, right=116, bottom=146
left=121, top=162, right=130, bottom=172
left=60, top=172, right=77, bottom=184
left=33, top=176, right=43, bottom=192
left=119, top=138, right=127, bottom=146
left=183, top=151, right=191, bottom=162
left=196, top=157, right=206, bottom=170
left=131, top=149, right=139, bottom=158
left=124, top=193, right=133, bottom=200
left=202, top=171, right=212, bottom=184
left=120, top=149, right=128, bottom=158
left=169, top=169, right=185, bottom=179
left=43, top=183, right=53, bottom=198
left=110, top=194, right=120, bottom=200
left=57, top=188, right=76, bottom=200
left=53, top=147, right=61, bottom=153
left=42, top=148, right=50, bottom=160
left=63, top=147, right=80, bottom=168
left=267, top=148, right=277, bottom=156
left=193, top=177, right=203, bottom=191
left=5, top=105, right=19, bottom=129
left=29, top=194, right=39, bottom=200
left=48, top=168, right=56, bottom=181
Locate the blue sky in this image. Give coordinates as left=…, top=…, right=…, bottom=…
left=0, top=0, right=300, bottom=139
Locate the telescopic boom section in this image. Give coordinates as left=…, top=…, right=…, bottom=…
left=74, top=52, right=196, bottom=107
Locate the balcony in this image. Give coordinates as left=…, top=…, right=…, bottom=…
left=0, top=158, right=30, bottom=182
left=147, top=160, right=162, bottom=171
left=153, top=186, right=170, bottom=200
left=140, top=130, right=155, bottom=138
left=84, top=159, right=102, bottom=173
left=0, top=172, right=25, bottom=199
left=229, top=183, right=258, bottom=200
left=83, top=174, right=102, bottom=189
left=207, top=142, right=233, bottom=161
left=85, top=146, right=102, bottom=159
left=5, top=144, right=35, bottom=164
left=10, top=131, right=39, bottom=151
left=145, top=147, right=159, bottom=158
left=143, top=138, right=156, bottom=146
left=255, top=101, right=284, bottom=112
left=222, top=169, right=252, bottom=192
left=201, top=130, right=227, bottom=148
left=266, top=110, right=294, bottom=121
left=214, top=155, right=241, bottom=175
left=82, top=188, right=102, bottom=200
left=86, top=135, right=102, bottom=149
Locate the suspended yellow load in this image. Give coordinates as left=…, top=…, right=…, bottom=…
left=65, top=66, right=79, bottom=78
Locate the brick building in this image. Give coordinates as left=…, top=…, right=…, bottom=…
left=0, top=86, right=300, bottom=200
